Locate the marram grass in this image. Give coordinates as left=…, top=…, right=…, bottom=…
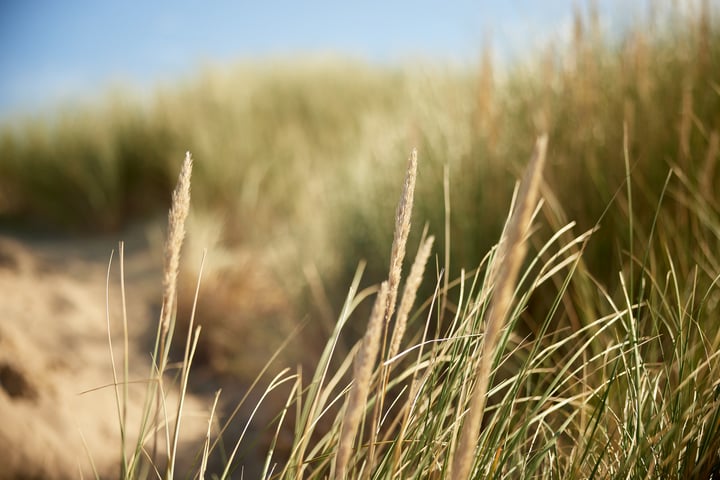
left=3, top=3, right=719, bottom=477
left=103, top=125, right=720, bottom=478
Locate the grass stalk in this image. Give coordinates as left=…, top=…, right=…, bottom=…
left=452, top=134, right=547, bottom=479
left=367, top=149, right=419, bottom=473
left=119, top=241, right=130, bottom=476
left=152, top=151, right=193, bottom=469
left=159, top=151, right=193, bottom=371
left=104, top=249, right=127, bottom=477
left=335, top=281, right=389, bottom=478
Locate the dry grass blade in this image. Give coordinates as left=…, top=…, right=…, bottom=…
left=103, top=249, right=126, bottom=473
left=452, top=135, right=548, bottom=480
left=198, top=389, right=221, bottom=480
left=335, top=281, right=389, bottom=479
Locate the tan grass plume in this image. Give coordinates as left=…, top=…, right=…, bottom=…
left=160, top=151, right=193, bottom=347
left=452, top=135, right=547, bottom=480
left=366, top=149, right=419, bottom=472
left=149, top=151, right=193, bottom=468
left=385, top=148, right=418, bottom=326
left=387, top=233, right=435, bottom=363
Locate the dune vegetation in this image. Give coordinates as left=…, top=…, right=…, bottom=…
left=1, top=2, right=720, bottom=478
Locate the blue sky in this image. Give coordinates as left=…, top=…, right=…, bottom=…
left=0, top=1, right=652, bottom=118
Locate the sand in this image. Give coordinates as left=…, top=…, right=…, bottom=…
left=0, top=226, right=211, bottom=479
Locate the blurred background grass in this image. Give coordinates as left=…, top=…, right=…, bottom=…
left=1, top=2, right=718, bottom=375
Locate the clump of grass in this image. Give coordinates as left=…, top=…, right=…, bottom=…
left=102, top=123, right=720, bottom=479
left=0, top=100, right=176, bottom=230
left=0, top=61, right=412, bottom=235
left=245, top=138, right=589, bottom=478
left=269, top=135, right=718, bottom=479
left=104, top=152, right=209, bottom=478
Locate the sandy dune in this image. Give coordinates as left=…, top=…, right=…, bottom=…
left=0, top=227, right=212, bottom=479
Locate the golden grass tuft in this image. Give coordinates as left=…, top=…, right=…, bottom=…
left=387, top=232, right=435, bottom=364
left=160, top=151, right=193, bottom=350
left=385, top=148, right=418, bottom=329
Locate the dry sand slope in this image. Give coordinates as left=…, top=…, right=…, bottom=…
left=0, top=226, right=210, bottom=479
